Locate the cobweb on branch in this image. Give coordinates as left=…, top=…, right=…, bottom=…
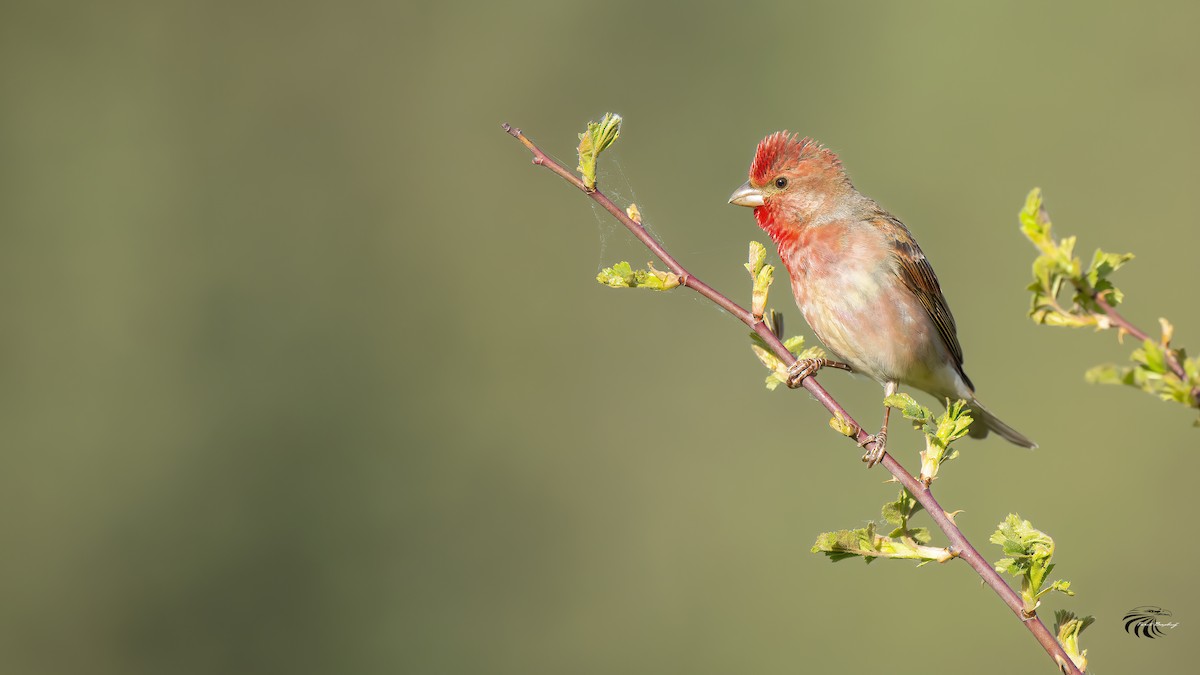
left=589, top=151, right=668, bottom=273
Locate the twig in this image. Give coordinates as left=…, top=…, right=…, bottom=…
left=503, top=123, right=1084, bottom=675
left=1091, top=293, right=1200, bottom=406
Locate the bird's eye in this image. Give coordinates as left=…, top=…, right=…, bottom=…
left=774, top=176, right=788, bottom=189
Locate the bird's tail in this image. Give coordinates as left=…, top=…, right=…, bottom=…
left=967, top=398, right=1037, bottom=449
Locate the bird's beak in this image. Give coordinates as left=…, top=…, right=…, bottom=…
left=728, top=181, right=764, bottom=207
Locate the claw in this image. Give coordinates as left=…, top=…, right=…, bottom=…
left=859, top=430, right=887, bottom=468
left=785, top=358, right=828, bottom=388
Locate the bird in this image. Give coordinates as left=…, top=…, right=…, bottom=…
left=728, top=132, right=1035, bottom=466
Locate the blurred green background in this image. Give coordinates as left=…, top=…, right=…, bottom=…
left=1, top=1, right=1197, bottom=673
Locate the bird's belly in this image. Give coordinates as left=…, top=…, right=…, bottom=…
left=794, top=272, right=949, bottom=392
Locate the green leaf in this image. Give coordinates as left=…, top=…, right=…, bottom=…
left=829, top=412, right=856, bottom=437
left=596, top=261, right=634, bottom=287
left=1019, top=188, right=1049, bottom=243
left=745, top=241, right=767, bottom=278
left=577, top=113, right=622, bottom=191
left=1132, top=340, right=1167, bottom=374
left=745, top=242, right=775, bottom=318
left=934, top=399, right=973, bottom=445
left=749, top=333, right=827, bottom=391
left=908, top=527, right=932, bottom=544
left=596, top=260, right=680, bottom=290
left=1084, top=363, right=1131, bottom=385
left=751, top=264, right=774, bottom=318
left=1184, top=355, right=1199, bottom=382
left=881, top=489, right=919, bottom=526
left=990, top=514, right=1067, bottom=615
left=1054, top=610, right=1094, bottom=672
left=1085, top=248, right=1134, bottom=307
left=781, top=334, right=806, bottom=355
left=993, top=557, right=1019, bottom=575
left=884, top=392, right=933, bottom=428
left=812, top=522, right=950, bottom=564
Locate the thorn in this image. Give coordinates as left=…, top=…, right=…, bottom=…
left=944, top=509, right=963, bottom=523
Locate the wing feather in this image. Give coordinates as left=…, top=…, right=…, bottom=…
left=873, top=214, right=974, bottom=392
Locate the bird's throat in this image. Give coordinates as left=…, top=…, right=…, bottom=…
left=754, top=203, right=801, bottom=249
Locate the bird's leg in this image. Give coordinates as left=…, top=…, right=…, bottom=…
left=784, top=358, right=853, bottom=389
left=860, top=381, right=897, bottom=468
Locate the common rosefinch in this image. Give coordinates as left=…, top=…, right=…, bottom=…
left=728, top=132, right=1035, bottom=465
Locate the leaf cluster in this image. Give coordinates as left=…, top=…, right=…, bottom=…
left=742, top=241, right=827, bottom=390
left=1021, top=188, right=1200, bottom=422
left=576, top=113, right=621, bottom=191
left=990, top=514, right=1074, bottom=616
left=811, top=520, right=951, bottom=565
left=812, top=400, right=976, bottom=565
left=884, top=393, right=972, bottom=484
left=596, top=261, right=681, bottom=290
left=1020, top=188, right=1133, bottom=327
left=1085, top=335, right=1200, bottom=423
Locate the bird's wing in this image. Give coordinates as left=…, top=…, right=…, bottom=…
left=874, top=214, right=974, bottom=391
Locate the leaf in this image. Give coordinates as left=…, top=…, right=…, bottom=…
left=1085, top=248, right=1134, bottom=304
left=595, top=260, right=680, bottom=290
left=626, top=203, right=642, bottom=224
left=990, top=514, right=1065, bottom=615
left=1133, top=340, right=1167, bottom=374
left=881, top=489, right=918, bottom=526
left=1019, top=188, right=1050, bottom=244
left=745, top=241, right=767, bottom=278
left=749, top=333, right=823, bottom=391
left=993, top=557, right=1019, bottom=575
left=1159, top=317, right=1175, bottom=347
left=1054, top=610, right=1094, bottom=672
left=781, top=334, right=806, bottom=355
left=884, top=392, right=933, bottom=428
left=811, top=522, right=950, bottom=564
left=596, top=261, right=634, bottom=287
left=577, top=113, right=622, bottom=191
left=750, top=344, right=781, bottom=372
left=829, top=412, right=856, bottom=437
left=1084, top=363, right=1129, bottom=385
left=751, top=264, right=774, bottom=318
left=908, top=527, right=932, bottom=544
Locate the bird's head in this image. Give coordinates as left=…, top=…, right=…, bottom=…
left=728, top=132, right=850, bottom=244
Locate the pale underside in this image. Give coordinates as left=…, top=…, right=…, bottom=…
left=783, top=225, right=973, bottom=402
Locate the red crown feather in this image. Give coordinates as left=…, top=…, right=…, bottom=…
left=749, top=132, right=841, bottom=186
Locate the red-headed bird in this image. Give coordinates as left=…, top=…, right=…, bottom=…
left=729, top=132, right=1035, bottom=466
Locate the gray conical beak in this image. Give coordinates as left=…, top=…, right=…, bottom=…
left=728, top=181, right=764, bottom=207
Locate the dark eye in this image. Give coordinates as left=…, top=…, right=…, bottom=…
left=774, top=176, right=788, bottom=189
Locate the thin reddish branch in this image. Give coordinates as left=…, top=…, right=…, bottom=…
left=503, top=123, right=1083, bottom=675
left=1092, top=291, right=1199, bottom=406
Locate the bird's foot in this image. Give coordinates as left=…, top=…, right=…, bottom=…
left=858, top=430, right=887, bottom=468
left=785, top=358, right=833, bottom=388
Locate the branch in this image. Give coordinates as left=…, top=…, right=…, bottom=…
left=1020, top=189, right=1200, bottom=412
left=1091, top=294, right=1199, bottom=406
left=503, top=123, right=1083, bottom=674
